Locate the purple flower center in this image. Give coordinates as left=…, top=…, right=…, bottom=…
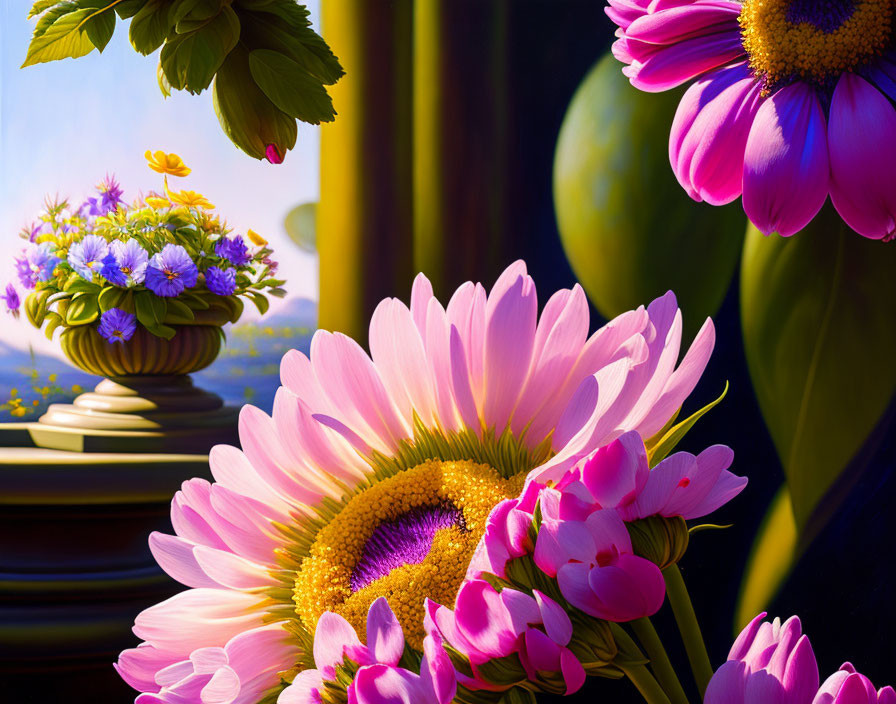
left=787, top=0, right=856, bottom=33
left=350, top=503, right=466, bottom=592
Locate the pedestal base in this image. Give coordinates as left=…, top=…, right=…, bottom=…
left=31, top=375, right=239, bottom=453
left=0, top=373, right=236, bottom=700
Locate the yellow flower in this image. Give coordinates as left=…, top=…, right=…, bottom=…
left=145, top=150, right=191, bottom=177
left=247, top=229, right=267, bottom=246
left=168, top=189, right=215, bottom=210
left=10, top=406, right=26, bottom=417
left=145, top=196, right=170, bottom=209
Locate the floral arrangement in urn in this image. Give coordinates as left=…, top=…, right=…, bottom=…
left=8, top=151, right=285, bottom=377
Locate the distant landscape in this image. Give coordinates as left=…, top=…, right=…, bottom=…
left=0, top=298, right=316, bottom=422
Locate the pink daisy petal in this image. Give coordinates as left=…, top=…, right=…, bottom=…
left=829, top=73, right=896, bottom=240
left=367, top=597, right=405, bottom=667
left=742, top=82, right=829, bottom=237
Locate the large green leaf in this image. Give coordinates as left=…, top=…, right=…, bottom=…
left=22, top=1, right=116, bottom=67
left=128, top=0, right=173, bottom=55
left=553, top=53, right=744, bottom=338
left=160, top=5, right=240, bottom=93
left=213, top=45, right=297, bottom=160
left=248, top=49, right=336, bottom=124
left=741, top=204, right=896, bottom=531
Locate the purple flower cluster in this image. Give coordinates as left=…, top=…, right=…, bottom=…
left=101, top=239, right=149, bottom=287
left=1, top=284, right=20, bottom=317
left=214, top=235, right=250, bottom=266
left=98, top=308, right=136, bottom=344
left=15, top=242, right=59, bottom=288
left=204, top=265, right=236, bottom=296
left=67, top=235, right=109, bottom=282
left=79, top=176, right=125, bottom=217
left=145, top=244, right=198, bottom=297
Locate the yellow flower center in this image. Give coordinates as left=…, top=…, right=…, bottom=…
left=739, top=0, right=894, bottom=92
left=292, top=459, right=525, bottom=650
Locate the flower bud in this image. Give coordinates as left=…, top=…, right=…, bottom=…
left=626, top=515, right=689, bottom=568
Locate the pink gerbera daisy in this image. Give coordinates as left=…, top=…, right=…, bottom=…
left=116, top=261, right=715, bottom=703
left=608, top=0, right=896, bottom=239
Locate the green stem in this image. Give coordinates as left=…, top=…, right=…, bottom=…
left=621, top=663, right=673, bottom=704
left=631, top=617, right=690, bottom=704
left=663, top=564, right=714, bottom=697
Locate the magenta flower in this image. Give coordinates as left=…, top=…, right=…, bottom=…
left=15, top=242, right=59, bottom=288
left=608, top=1, right=896, bottom=239
left=425, top=581, right=585, bottom=695
left=705, top=612, right=819, bottom=704
left=145, top=244, right=198, bottom=297
left=1, top=284, right=20, bottom=318
left=205, top=265, right=236, bottom=296
left=98, top=308, right=136, bottom=344
left=279, top=598, right=456, bottom=704
left=115, top=262, right=716, bottom=701
left=67, top=235, right=109, bottom=282
left=549, top=430, right=747, bottom=522
left=265, top=144, right=284, bottom=164
left=814, top=663, right=896, bottom=704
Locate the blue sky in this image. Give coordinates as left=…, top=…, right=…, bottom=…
left=0, top=0, right=321, bottom=355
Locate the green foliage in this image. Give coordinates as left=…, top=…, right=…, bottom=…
left=741, top=204, right=896, bottom=533
left=553, top=53, right=744, bottom=339
left=22, top=0, right=344, bottom=162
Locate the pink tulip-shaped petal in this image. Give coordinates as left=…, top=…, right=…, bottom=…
left=313, top=612, right=363, bottom=677
left=587, top=554, right=666, bottom=621
left=781, top=636, right=819, bottom=704
left=556, top=561, right=605, bottom=617
left=499, top=589, right=541, bottom=634
left=626, top=452, right=691, bottom=519
left=367, top=597, right=405, bottom=667
left=670, top=62, right=763, bottom=204
left=829, top=73, right=896, bottom=240
left=560, top=648, right=587, bottom=694
left=585, top=508, right=634, bottom=552
left=533, top=591, right=573, bottom=645
left=523, top=628, right=564, bottom=675
left=455, top=581, right=517, bottom=658
left=579, top=431, right=649, bottom=509
left=279, top=669, right=325, bottom=704
left=419, top=635, right=456, bottom=704
left=352, top=665, right=423, bottom=704
left=705, top=660, right=749, bottom=704
left=742, top=82, right=829, bottom=237
left=534, top=518, right=597, bottom=577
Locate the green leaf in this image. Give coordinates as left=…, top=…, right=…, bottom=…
left=160, top=5, right=240, bottom=93
left=735, top=486, right=797, bottom=631
left=240, top=1, right=344, bottom=85
left=28, top=1, right=58, bottom=19
left=67, top=278, right=102, bottom=295
left=645, top=383, right=728, bottom=467
left=129, top=0, right=173, bottom=55
left=115, top=0, right=147, bottom=19
left=25, top=290, right=51, bottom=328
left=553, top=53, right=744, bottom=339
left=165, top=298, right=195, bottom=322
left=284, top=201, right=316, bottom=252
left=741, top=204, right=896, bottom=531
left=44, top=311, right=65, bottom=339
left=249, top=49, right=336, bottom=124
left=247, top=291, right=269, bottom=315
left=98, top=286, right=127, bottom=312
left=22, top=3, right=106, bottom=67
left=180, top=290, right=210, bottom=309
left=84, top=5, right=116, bottom=51
left=145, top=322, right=177, bottom=340
left=268, top=287, right=286, bottom=298
left=213, top=45, right=297, bottom=160
left=133, top=290, right=158, bottom=328
left=65, top=294, right=100, bottom=325
left=148, top=294, right=168, bottom=324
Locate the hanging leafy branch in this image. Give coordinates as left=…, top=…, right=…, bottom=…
left=22, top=0, right=344, bottom=163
